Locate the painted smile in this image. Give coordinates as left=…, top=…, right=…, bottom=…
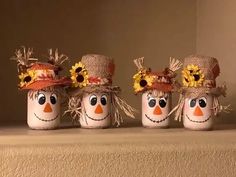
left=186, top=114, right=211, bottom=123
left=34, top=113, right=59, bottom=122
left=145, top=114, right=169, bottom=123
left=85, top=111, right=110, bottom=121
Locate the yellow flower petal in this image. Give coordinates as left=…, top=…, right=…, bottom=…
left=182, top=64, right=204, bottom=87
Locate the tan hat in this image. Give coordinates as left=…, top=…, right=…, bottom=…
left=70, top=54, right=120, bottom=95
left=181, top=55, right=225, bottom=97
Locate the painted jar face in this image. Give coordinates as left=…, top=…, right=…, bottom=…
left=27, top=89, right=60, bottom=130
left=142, top=91, right=171, bottom=128
left=183, top=94, right=213, bottom=130
left=80, top=92, right=111, bottom=128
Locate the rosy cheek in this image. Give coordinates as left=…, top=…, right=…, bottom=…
left=184, top=103, right=191, bottom=112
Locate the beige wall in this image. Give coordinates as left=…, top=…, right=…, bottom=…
left=197, top=0, right=236, bottom=123
left=1, top=0, right=196, bottom=124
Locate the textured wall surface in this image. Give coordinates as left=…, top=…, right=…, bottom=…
left=196, top=0, right=236, bottom=123
left=0, top=0, right=196, bottom=125
left=0, top=126, right=236, bottom=177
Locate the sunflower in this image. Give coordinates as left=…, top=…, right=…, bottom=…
left=70, top=62, right=89, bottom=88
left=70, top=62, right=86, bottom=76
left=133, top=70, right=155, bottom=93
left=182, top=64, right=204, bottom=87
left=18, top=70, right=36, bottom=88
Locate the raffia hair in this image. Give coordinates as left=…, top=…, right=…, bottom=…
left=65, top=92, right=137, bottom=127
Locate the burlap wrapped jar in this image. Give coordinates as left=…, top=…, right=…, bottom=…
left=171, top=55, right=229, bottom=130
left=67, top=54, right=136, bottom=128
left=133, top=57, right=182, bottom=128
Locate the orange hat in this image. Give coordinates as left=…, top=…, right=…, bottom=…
left=18, top=62, right=70, bottom=90
left=133, top=57, right=182, bottom=94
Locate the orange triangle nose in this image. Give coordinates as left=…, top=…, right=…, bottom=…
left=153, top=105, right=162, bottom=115
left=95, top=104, right=103, bottom=114
left=44, top=103, right=52, bottom=113
left=194, top=106, right=203, bottom=116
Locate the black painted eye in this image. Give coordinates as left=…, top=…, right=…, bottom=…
left=148, top=99, right=156, bottom=108
left=199, top=97, right=207, bottom=108
left=189, top=99, right=196, bottom=107
left=159, top=98, right=167, bottom=108
left=50, top=93, right=57, bottom=105
left=89, top=95, right=97, bottom=106
left=101, top=95, right=107, bottom=106
left=37, top=93, right=46, bottom=105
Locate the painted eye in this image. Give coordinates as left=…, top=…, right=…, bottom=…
left=101, top=95, right=107, bottom=105
left=159, top=97, right=167, bottom=108
left=37, top=93, right=46, bottom=105
left=199, top=97, right=207, bottom=108
left=50, top=93, right=57, bottom=105
left=148, top=99, right=156, bottom=108
left=89, top=95, right=97, bottom=106
left=189, top=99, right=196, bottom=107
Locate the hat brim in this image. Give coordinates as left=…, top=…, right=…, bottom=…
left=21, top=77, right=71, bottom=90
left=69, top=85, right=121, bottom=96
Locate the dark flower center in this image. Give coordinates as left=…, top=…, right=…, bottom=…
left=76, top=74, right=84, bottom=82
left=75, top=67, right=82, bottom=73
left=193, top=74, right=200, bottom=81
left=140, top=79, right=147, bottom=87
left=24, top=76, right=31, bottom=82
left=184, top=77, right=189, bottom=82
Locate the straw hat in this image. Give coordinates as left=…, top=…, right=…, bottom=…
left=69, top=54, right=120, bottom=95
left=133, top=57, right=182, bottom=94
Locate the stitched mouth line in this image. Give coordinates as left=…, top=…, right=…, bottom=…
left=85, top=111, right=110, bottom=121
left=186, top=114, right=211, bottom=123
left=145, top=114, right=169, bottom=123
left=34, top=113, right=59, bottom=122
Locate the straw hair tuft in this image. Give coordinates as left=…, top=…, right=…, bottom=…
left=48, top=48, right=69, bottom=66
left=169, top=57, right=182, bottom=72
left=134, top=57, right=145, bottom=71
left=10, top=46, right=38, bottom=73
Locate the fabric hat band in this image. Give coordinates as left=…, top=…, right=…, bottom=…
left=88, top=77, right=112, bottom=86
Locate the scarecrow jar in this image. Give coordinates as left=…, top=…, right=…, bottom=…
left=133, top=57, right=182, bottom=128
left=12, top=48, right=69, bottom=130
left=67, top=54, right=136, bottom=129
left=173, top=55, right=228, bottom=130
left=21, top=63, right=69, bottom=130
